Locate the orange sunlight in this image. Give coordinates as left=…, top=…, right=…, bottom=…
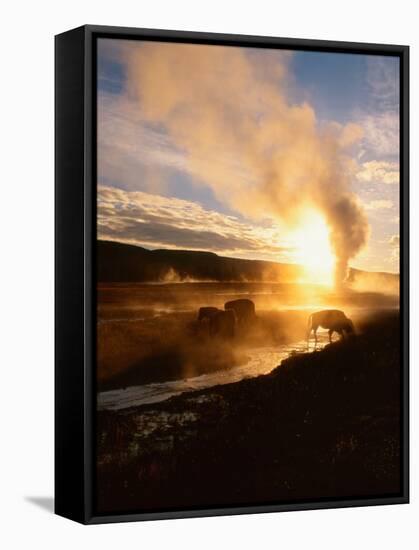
left=289, top=209, right=335, bottom=286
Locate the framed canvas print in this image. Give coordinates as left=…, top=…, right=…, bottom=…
left=55, top=25, right=409, bottom=524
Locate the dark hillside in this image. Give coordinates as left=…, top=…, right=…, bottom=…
left=97, top=240, right=303, bottom=282
left=97, top=240, right=399, bottom=287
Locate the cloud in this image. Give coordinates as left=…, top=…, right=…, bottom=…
left=338, top=122, right=365, bottom=148
left=366, top=56, right=399, bottom=112
left=98, top=92, right=188, bottom=193
left=359, top=111, right=399, bottom=158
left=389, top=234, right=400, bottom=247
left=357, top=160, right=399, bottom=185
left=97, top=185, right=293, bottom=260
left=389, top=234, right=400, bottom=262
left=356, top=57, right=399, bottom=159
left=364, top=199, right=394, bottom=211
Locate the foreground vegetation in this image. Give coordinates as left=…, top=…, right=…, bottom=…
left=96, top=311, right=401, bottom=514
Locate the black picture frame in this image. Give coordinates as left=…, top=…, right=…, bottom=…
left=55, top=24, right=409, bottom=524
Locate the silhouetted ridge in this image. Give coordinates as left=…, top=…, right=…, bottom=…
left=97, top=240, right=400, bottom=287
left=97, top=240, right=302, bottom=283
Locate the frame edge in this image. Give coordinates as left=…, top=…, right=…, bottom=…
left=55, top=25, right=88, bottom=525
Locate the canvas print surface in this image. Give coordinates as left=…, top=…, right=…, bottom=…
left=96, top=39, right=401, bottom=514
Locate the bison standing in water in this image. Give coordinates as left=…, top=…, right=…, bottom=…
left=197, top=306, right=220, bottom=321
left=224, top=299, right=255, bottom=327
left=307, top=309, right=355, bottom=348
left=210, top=309, right=236, bottom=339
left=196, top=307, right=236, bottom=339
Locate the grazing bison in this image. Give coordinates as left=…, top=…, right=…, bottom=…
left=224, top=299, right=255, bottom=326
left=198, top=306, right=220, bottom=321
left=307, top=309, right=354, bottom=347
left=210, top=309, right=236, bottom=339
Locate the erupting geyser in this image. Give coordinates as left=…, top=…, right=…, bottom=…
left=125, top=42, right=369, bottom=286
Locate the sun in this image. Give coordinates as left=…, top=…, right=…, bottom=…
left=289, top=209, right=335, bottom=286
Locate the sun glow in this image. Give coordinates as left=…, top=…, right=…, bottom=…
left=289, top=209, right=335, bottom=286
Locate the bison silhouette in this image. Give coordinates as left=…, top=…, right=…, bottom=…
left=224, top=299, right=255, bottom=326
left=307, top=309, right=354, bottom=348
left=197, top=306, right=220, bottom=321
left=210, top=309, right=236, bottom=339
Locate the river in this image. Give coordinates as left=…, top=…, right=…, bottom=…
left=97, top=335, right=329, bottom=411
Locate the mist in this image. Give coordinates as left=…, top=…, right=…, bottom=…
left=124, top=42, right=369, bottom=285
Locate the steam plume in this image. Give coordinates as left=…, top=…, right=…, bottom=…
left=125, top=42, right=369, bottom=284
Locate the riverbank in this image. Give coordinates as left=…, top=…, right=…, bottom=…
left=97, top=307, right=310, bottom=391
left=96, top=310, right=401, bottom=514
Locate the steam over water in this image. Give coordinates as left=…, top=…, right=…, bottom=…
left=97, top=282, right=398, bottom=412
left=97, top=339, right=328, bottom=410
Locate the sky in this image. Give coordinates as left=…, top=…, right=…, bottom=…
left=97, top=39, right=400, bottom=274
